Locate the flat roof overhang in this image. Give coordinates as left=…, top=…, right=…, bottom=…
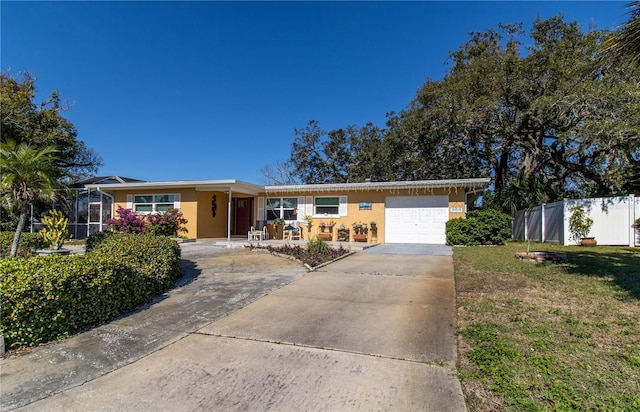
left=85, top=179, right=264, bottom=196
left=264, top=178, right=491, bottom=194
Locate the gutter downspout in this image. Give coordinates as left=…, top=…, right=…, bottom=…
left=464, top=187, right=484, bottom=213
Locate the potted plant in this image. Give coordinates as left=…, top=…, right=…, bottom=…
left=569, top=205, right=595, bottom=246
left=38, top=209, right=71, bottom=255
left=370, top=221, right=377, bottom=230
left=319, top=221, right=327, bottom=232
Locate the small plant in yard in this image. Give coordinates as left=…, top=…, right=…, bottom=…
left=262, top=237, right=349, bottom=267
left=569, top=205, right=594, bottom=244
left=38, top=209, right=70, bottom=250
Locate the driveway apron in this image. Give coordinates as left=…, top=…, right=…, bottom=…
left=2, top=243, right=466, bottom=411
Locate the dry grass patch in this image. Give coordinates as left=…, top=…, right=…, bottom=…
left=454, top=242, right=640, bottom=411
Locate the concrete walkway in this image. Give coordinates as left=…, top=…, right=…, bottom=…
left=1, top=243, right=466, bottom=411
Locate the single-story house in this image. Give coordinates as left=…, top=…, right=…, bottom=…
left=85, top=178, right=490, bottom=244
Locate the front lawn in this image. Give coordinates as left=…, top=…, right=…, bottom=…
left=454, top=242, right=640, bottom=411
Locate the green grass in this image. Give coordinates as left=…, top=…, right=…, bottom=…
left=454, top=241, right=640, bottom=411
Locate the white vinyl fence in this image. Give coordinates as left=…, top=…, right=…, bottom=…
left=512, top=195, right=639, bottom=246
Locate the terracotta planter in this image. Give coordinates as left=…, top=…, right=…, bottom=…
left=352, top=234, right=367, bottom=242
left=580, top=237, right=597, bottom=247
left=318, top=233, right=332, bottom=241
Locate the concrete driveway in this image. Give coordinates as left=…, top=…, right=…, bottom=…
left=1, top=243, right=465, bottom=411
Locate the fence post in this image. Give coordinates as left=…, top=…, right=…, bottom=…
left=541, top=203, right=546, bottom=243
left=630, top=194, right=636, bottom=247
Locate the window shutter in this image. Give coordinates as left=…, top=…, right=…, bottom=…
left=257, top=197, right=265, bottom=221
left=339, top=196, right=348, bottom=216
left=126, top=194, right=133, bottom=209
left=306, top=196, right=313, bottom=216
left=174, top=193, right=181, bottom=209
left=297, top=196, right=305, bottom=221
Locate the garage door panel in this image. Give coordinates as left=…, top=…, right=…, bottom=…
left=385, top=196, right=449, bottom=244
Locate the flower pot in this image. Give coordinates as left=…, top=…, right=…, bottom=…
left=318, top=233, right=332, bottom=241
left=580, top=237, right=597, bottom=247
left=353, top=234, right=367, bottom=242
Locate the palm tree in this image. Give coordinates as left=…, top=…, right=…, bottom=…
left=0, top=140, right=63, bottom=257
left=607, top=1, right=640, bottom=67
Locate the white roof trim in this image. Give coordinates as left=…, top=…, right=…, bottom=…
left=85, top=177, right=490, bottom=196
left=265, top=178, right=491, bottom=194
left=85, top=179, right=264, bottom=195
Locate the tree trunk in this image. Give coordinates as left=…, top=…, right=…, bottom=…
left=10, top=210, right=28, bottom=258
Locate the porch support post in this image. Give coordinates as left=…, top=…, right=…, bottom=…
left=227, top=189, right=233, bottom=242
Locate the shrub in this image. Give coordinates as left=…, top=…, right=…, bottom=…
left=0, top=231, right=47, bottom=258
left=85, top=230, right=114, bottom=252
left=446, top=209, right=512, bottom=246
left=88, top=233, right=182, bottom=294
left=105, top=206, right=148, bottom=234
left=105, top=207, right=188, bottom=237
left=0, top=233, right=182, bottom=350
left=146, top=208, right=188, bottom=237
left=0, top=255, right=147, bottom=349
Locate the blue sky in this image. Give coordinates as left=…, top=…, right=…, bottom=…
left=1, top=1, right=629, bottom=184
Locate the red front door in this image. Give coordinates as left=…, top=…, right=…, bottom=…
left=234, top=198, right=252, bottom=235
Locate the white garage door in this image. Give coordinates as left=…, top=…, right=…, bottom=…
left=385, top=196, right=449, bottom=244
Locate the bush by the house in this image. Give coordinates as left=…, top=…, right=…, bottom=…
left=446, top=209, right=512, bottom=246
left=0, top=233, right=182, bottom=350
left=106, top=207, right=188, bottom=237
left=88, top=233, right=182, bottom=294
left=0, top=231, right=47, bottom=258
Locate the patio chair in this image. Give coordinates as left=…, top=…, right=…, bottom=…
left=248, top=226, right=267, bottom=241
left=284, top=222, right=301, bottom=241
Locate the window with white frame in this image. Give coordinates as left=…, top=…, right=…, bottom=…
left=134, top=194, right=175, bottom=214
left=266, top=197, right=298, bottom=221
left=314, top=197, right=340, bottom=216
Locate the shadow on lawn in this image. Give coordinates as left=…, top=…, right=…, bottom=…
left=562, top=248, right=640, bottom=300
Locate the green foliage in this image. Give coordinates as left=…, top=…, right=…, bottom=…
left=146, top=208, right=188, bottom=237
left=446, top=209, right=512, bottom=246
left=85, top=230, right=113, bottom=252
left=39, top=209, right=70, bottom=250
left=0, top=231, right=47, bottom=257
left=0, top=233, right=182, bottom=350
left=568, top=205, right=594, bottom=243
left=306, top=236, right=331, bottom=256
left=0, top=255, right=147, bottom=349
left=88, top=233, right=181, bottom=294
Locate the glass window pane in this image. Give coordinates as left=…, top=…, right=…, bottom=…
left=266, top=210, right=280, bottom=220
left=156, top=203, right=173, bottom=212
left=135, top=195, right=153, bottom=203
left=135, top=204, right=152, bottom=212
left=316, top=206, right=339, bottom=215
left=154, top=194, right=174, bottom=203
left=102, top=205, right=111, bottom=223
left=89, top=204, right=101, bottom=223
left=77, top=197, right=88, bottom=223
left=282, top=198, right=298, bottom=208
left=266, top=199, right=281, bottom=208
left=283, top=210, right=297, bottom=220
left=316, top=197, right=339, bottom=206
left=89, top=189, right=102, bottom=203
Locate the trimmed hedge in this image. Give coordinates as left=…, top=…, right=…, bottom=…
left=446, top=209, right=512, bottom=246
left=88, top=234, right=182, bottom=294
left=0, top=233, right=181, bottom=350
left=0, top=231, right=47, bottom=258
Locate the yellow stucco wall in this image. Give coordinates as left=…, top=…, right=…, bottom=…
left=196, top=191, right=229, bottom=238
left=109, top=186, right=472, bottom=242
left=259, top=187, right=469, bottom=243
